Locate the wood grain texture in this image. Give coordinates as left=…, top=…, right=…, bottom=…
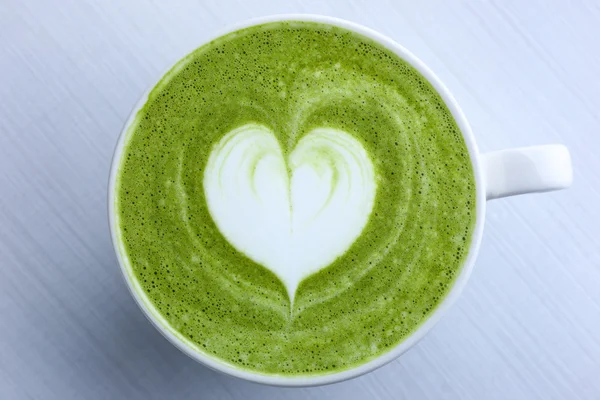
left=1, top=0, right=598, bottom=398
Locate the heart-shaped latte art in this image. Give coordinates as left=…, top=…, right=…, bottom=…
left=204, top=124, right=376, bottom=301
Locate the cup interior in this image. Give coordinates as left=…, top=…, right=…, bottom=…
left=108, top=14, right=487, bottom=387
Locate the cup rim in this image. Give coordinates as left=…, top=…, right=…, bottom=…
left=108, top=13, right=487, bottom=387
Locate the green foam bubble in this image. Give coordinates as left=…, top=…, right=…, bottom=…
left=115, top=21, right=476, bottom=376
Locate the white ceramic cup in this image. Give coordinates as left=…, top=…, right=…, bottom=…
left=108, top=14, right=573, bottom=387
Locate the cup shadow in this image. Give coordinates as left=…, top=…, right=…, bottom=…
left=86, top=258, right=249, bottom=397
left=41, top=215, right=253, bottom=398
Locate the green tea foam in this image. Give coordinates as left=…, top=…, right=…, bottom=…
left=115, top=21, right=477, bottom=376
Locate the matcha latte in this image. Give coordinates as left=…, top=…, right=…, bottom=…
left=114, top=21, right=476, bottom=376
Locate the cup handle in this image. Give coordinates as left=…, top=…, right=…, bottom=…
left=482, top=144, right=573, bottom=200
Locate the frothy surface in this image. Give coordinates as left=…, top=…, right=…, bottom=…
left=115, top=21, right=476, bottom=376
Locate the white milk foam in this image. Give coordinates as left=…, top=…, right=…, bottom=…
left=204, top=124, right=376, bottom=300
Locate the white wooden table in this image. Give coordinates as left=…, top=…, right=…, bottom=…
left=1, top=0, right=598, bottom=399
